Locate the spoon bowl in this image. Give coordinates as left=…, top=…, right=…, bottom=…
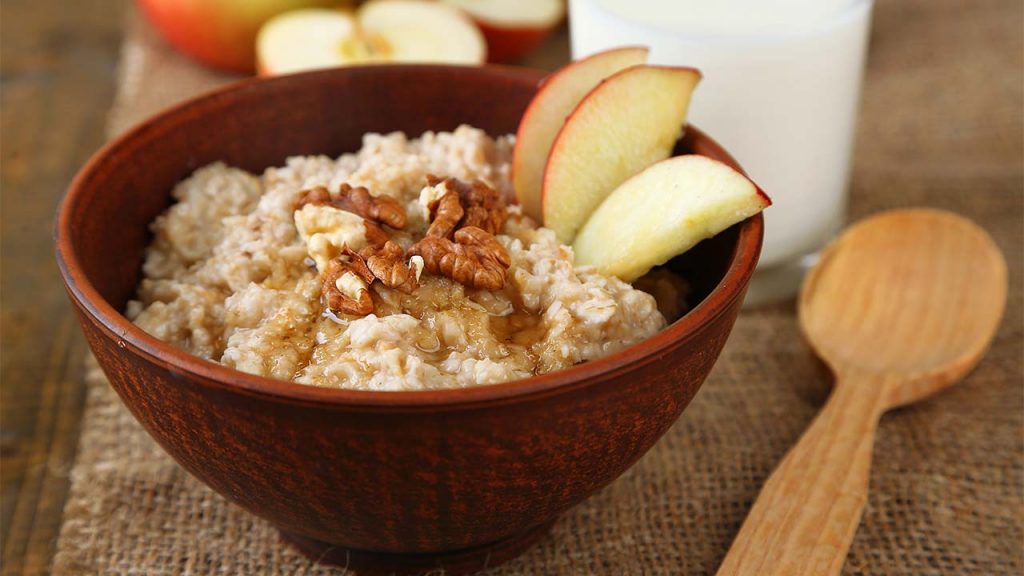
left=717, top=208, right=1007, bottom=576
left=800, top=208, right=1008, bottom=406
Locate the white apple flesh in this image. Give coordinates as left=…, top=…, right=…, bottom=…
left=572, top=154, right=771, bottom=282
left=256, top=0, right=485, bottom=76
left=541, top=65, right=701, bottom=244
left=358, top=0, right=485, bottom=64
left=257, top=9, right=355, bottom=75
left=512, top=46, right=648, bottom=222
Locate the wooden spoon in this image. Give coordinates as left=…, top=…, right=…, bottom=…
left=716, top=208, right=1007, bottom=576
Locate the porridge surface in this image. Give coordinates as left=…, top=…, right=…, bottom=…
left=128, top=126, right=667, bottom=391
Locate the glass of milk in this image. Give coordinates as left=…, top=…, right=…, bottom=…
left=569, top=0, right=874, bottom=305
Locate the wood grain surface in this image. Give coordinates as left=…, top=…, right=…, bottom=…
left=1, top=1, right=125, bottom=574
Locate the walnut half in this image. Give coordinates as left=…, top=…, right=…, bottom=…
left=360, top=240, right=423, bottom=294
left=409, top=226, right=511, bottom=291
left=322, top=249, right=375, bottom=316
left=420, top=183, right=464, bottom=239
left=335, top=183, right=407, bottom=229
left=297, top=183, right=407, bottom=230
left=450, top=177, right=508, bottom=235
left=422, top=175, right=508, bottom=236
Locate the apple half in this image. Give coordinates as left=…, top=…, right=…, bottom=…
left=542, top=65, right=701, bottom=244
left=139, top=0, right=340, bottom=73
left=572, top=155, right=771, bottom=282
left=512, top=46, right=648, bottom=222
left=256, top=0, right=485, bottom=76
left=441, top=0, right=566, bottom=63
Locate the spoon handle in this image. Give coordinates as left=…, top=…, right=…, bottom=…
left=715, top=375, right=890, bottom=576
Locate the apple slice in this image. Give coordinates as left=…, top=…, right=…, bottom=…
left=441, top=0, right=565, bottom=63
left=572, top=155, right=771, bottom=281
left=512, top=46, right=648, bottom=222
left=542, top=65, right=701, bottom=243
left=257, top=1, right=485, bottom=76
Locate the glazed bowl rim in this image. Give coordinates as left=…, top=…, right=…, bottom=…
left=55, top=64, right=763, bottom=411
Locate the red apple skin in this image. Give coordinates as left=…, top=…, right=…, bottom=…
left=477, top=20, right=557, bottom=64
left=540, top=65, right=700, bottom=241
left=137, top=0, right=339, bottom=73
left=512, top=46, right=648, bottom=221
left=442, top=0, right=566, bottom=63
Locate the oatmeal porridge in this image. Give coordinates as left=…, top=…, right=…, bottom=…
left=127, top=125, right=676, bottom=391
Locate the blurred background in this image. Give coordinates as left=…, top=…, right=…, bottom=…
left=2, top=1, right=1021, bottom=574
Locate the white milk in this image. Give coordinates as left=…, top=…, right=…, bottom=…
left=570, top=0, right=873, bottom=304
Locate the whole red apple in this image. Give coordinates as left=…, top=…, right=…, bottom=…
left=137, top=0, right=341, bottom=73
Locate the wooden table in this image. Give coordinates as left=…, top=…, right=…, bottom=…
left=2, top=2, right=124, bottom=574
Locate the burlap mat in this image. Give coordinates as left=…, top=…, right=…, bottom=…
left=52, top=2, right=1023, bottom=574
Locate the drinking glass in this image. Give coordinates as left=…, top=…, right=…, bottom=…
left=569, top=0, right=874, bottom=305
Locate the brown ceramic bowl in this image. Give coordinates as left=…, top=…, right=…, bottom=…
left=55, top=65, right=762, bottom=575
